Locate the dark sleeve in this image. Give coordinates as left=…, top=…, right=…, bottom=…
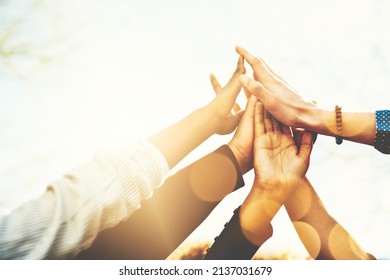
left=74, top=145, right=244, bottom=260
left=203, top=207, right=259, bottom=260
left=374, top=110, right=390, bottom=154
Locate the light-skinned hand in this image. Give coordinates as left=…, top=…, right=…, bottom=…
left=236, top=46, right=316, bottom=128
left=207, top=55, right=246, bottom=135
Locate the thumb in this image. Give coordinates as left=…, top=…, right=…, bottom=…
left=209, top=73, right=223, bottom=95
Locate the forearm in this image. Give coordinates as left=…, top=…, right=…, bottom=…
left=75, top=145, right=245, bottom=260
left=204, top=206, right=272, bottom=260
left=284, top=177, right=371, bottom=259
left=239, top=185, right=287, bottom=246
left=304, top=108, right=376, bottom=145
left=203, top=163, right=280, bottom=260
left=148, top=105, right=220, bottom=169
left=0, top=140, right=168, bottom=259
left=227, top=141, right=253, bottom=174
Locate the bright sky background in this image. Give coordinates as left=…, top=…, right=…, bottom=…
left=1, top=0, right=390, bottom=259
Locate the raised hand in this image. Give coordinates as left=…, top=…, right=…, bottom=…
left=236, top=46, right=377, bottom=146
left=252, top=102, right=313, bottom=195
left=236, top=46, right=316, bottom=129
left=238, top=102, right=313, bottom=246
left=224, top=94, right=257, bottom=174
left=207, top=55, right=246, bottom=135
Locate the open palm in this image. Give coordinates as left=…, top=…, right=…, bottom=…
left=253, top=103, right=313, bottom=192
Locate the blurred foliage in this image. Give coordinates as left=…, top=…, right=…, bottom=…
left=1, top=1, right=46, bottom=62
left=0, top=0, right=89, bottom=76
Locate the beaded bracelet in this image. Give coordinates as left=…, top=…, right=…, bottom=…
left=335, top=105, right=343, bottom=144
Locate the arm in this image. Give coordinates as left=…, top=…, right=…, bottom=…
left=0, top=139, right=168, bottom=259
left=75, top=145, right=245, bottom=260
left=285, top=177, right=374, bottom=260
left=236, top=46, right=380, bottom=147
left=239, top=102, right=313, bottom=246
left=204, top=102, right=314, bottom=259
left=76, top=92, right=258, bottom=260
left=0, top=57, right=246, bottom=260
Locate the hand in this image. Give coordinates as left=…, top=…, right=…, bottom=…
left=207, top=55, right=246, bottom=135
left=227, top=94, right=257, bottom=174
left=253, top=102, right=313, bottom=195
left=236, top=46, right=316, bottom=128
left=238, top=102, right=313, bottom=246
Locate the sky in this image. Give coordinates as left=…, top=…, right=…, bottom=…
left=1, top=0, right=390, bottom=259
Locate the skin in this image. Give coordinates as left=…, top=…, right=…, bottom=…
left=231, top=48, right=372, bottom=258
left=231, top=98, right=371, bottom=259
left=285, top=177, right=373, bottom=260
left=149, top=47, right=372, bottom=259
left=236, top=46, right=376, bottom=146
left=238, top=102, right=314, bottom=246
left=226, top=93, right=256, bottom=175
left=209, top=65, right=256, bottom=175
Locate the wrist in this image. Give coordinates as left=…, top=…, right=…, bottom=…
left=196, top=105, right=220, bottom=135
left=295, top=105, right=322, bottom=130
left=252, top=175, right=304, bottom=202
left=227, top=141, right=252, bottom=175
left=302, top=108, right=376, bottom=145
left=201, top=100, right=226, bottom=133
left=240, top=187, right=281, bottom=237
left=297, top=106, right=335, bottom=137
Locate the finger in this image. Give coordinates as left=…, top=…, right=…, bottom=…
left=247, top=94, right=258, bottom=108
left=271, top=113, right=281, bottom=132
left=254, top=102, right=265, bottom=137
left=222, top=110, right=245, bottom=134
left=281, top=124, right=292, bottom=138
left=209, top=73, right=223, bottom=95
left=232, top=110, right=245, bottom=127
left=264, top=109, right=273, bottom=132
left=292, top=128, right=305, bottom=148
left=237, top=95, right=257, bottom=131
left=226, top=65, right=244, bottom=93
left=233, top=102, right=241, bottom=113
left=240, top=95, right=257, bottom=123
left=261, top=59, right=284, bottom=81
left=261, top=59, right=299, bottom=93
left=293, top=128, right=317, bottom=146
left=239, top=75, right=275, bottom=105
left=235, top=46, right=275, bottom=85
left=235, top=55, right=246, bottom=75
left=298, top=131, right=314, bottom=160
left=243, top=87, right=251, bottom=100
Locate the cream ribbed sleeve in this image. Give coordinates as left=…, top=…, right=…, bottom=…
left=0, top=139, right=169, bottom=259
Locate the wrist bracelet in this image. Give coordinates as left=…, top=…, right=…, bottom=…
left=335, top=105, right=343, bottom=145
